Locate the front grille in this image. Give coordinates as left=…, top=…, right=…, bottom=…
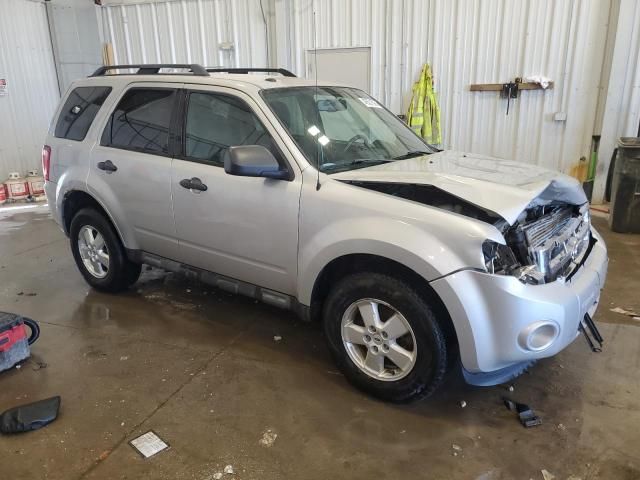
left=522, top=207, right=573, bottom=246
left=522, top=204, right=591, bottom=282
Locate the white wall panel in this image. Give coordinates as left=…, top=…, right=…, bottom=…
left=278, top=0, right=612, bottom=180
left=0, top=0, right=60, bottom=181
left=47, top=0, right=103, bottom=91
left=101, top=0, right=270, bottom=69
left=99, top=0, right=636, bottom=203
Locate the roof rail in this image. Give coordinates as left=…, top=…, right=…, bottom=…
left=205, top=67, right=296, bottom=77
left=90, top=64, right=210, bottom=77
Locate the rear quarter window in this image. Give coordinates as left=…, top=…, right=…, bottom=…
left=54, top=86, right=112, bottom=141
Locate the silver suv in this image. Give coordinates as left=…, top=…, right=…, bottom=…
left=44, top=64, right=608, bottom=402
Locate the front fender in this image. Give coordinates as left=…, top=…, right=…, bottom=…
left=298, top=216, right=471, bottom=305
left=297, top=175, right=503, bottom=306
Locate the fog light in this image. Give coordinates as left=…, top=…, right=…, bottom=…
left=518, top=321, right=559, bottom=352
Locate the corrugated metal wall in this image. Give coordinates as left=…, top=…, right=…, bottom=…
left=0, top=0, right=60, bottom=182
left=594, top=0, right=640, bottom=201
left=278, top=0, right=612, bottom=176
left=100, top=0, right=270, bottom=69
left=102, top=0, right=613, bottom=180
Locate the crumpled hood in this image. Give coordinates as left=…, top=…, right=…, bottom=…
left=331, top=150, right=587, bottom=225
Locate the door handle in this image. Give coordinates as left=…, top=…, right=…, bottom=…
left=97, top=160, right=118, bottom=173
left=179, top=177, right=208, bottom=192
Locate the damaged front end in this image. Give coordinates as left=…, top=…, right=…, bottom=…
left=484, top=203, right=593, bottom=284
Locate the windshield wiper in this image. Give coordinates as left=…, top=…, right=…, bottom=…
left=350, top=159, right=393, bottom=165
left=392, top=150, right=431, bottom=160
left=320, top=159, right=392, bottom=172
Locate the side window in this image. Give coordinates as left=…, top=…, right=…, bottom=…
left=55, top=86, right=112, bottom=141
left=101, top=88, right=176, bottom=155
left=184, top=92, right=283, bottom=167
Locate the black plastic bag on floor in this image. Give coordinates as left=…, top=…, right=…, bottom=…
left=0, top=396, right=61, bottom=434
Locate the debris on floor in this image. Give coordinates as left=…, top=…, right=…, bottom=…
left=0, top=396, right=61, bottom=434
left=259, top=429, right=278, bottom=447
left=540, top=469, right=555, bottom=480
left=503, top=398, right=542, bottom=428
left=459, top=400, right=467, bottom=408
left=273, top=335, right=282, bottom=342
left=31, top=360, right=47, bottom=371
left=207, top=465, right=234, bottom=479
left=610, top=306, right=640, bottom=319
left=452, top=444, right=462, bottom=456
left=129, top=431, right=170, bottom=458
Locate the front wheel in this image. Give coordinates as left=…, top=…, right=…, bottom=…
left=323, top=272, right=448, bottom=403
left=69, top=208, right=141, bottom=292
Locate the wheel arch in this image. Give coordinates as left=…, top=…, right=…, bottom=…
left=61, top=190, right=128, bottom=247
left=308, top=253, right=458, bottom=352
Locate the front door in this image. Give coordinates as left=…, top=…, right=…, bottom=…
left=170, top=87, right=301, bottom=295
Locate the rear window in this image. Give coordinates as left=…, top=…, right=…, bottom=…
left=54, top=86, right=112, bottom=141
left=101, top=88, right=176, bottom=155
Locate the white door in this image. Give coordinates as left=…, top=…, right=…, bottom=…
left=170, top=87, right=301, bottom=295
left=306, top=47, right=371, bottom=93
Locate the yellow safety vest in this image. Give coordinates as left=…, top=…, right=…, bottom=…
left=407, top=64, right=441, bottom=145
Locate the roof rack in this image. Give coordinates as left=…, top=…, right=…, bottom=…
left=90, top=64, right=210, bottom=77
left=205, top=67, right=296, bottom=77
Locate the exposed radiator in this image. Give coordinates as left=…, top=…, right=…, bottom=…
left=522, top=207, right=573, bottom=247
left=522, top=205, right=591, bottom=282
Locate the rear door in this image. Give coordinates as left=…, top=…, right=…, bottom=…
left=170, top=86, right=301, bottom=295
left=88, top=83, right=182, bottom=257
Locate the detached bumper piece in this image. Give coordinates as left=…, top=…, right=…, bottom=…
left=579, top=313, right=604, bottom=353
left=503, top=398, right=543, bottom=428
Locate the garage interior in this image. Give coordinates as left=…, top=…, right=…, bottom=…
left=1, top=1, right=640, bottom=479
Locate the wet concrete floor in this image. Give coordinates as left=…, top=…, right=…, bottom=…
left=0, top=205, right=639, bottom=480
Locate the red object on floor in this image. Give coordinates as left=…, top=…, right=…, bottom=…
left=0, top=324, right=27, bottom=353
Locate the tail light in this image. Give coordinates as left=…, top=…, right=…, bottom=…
left=42, top=145, right=51, bottom=181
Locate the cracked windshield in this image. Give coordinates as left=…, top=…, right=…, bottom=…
left=262, top=87, right=437, bottom=173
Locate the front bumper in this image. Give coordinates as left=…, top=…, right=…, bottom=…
left=431, top=228, right=608, bottom=381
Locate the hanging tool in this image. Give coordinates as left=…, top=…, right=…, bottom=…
left=471, top=77, right=553, bottom=116
left=500, top=77, right=522, bottom=115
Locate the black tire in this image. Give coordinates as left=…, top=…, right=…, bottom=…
left=69, top=208, right=141, bottom=292
left=323, top=272, right=448, bottom=403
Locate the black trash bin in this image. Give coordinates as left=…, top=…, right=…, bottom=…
left=609, top=137, right=640, bottom=233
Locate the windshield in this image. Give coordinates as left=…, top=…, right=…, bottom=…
left=261, top=87, right=436, bottom=173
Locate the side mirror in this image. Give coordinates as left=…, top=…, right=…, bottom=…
left=223, top=145, right=289, bottom=180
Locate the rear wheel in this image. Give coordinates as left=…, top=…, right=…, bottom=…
left=70, top=208, right=141, bottom=292
left=323, top=272, right=448, bottom=403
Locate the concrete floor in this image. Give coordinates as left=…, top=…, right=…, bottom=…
left=0, top=205, right=639, bottom=480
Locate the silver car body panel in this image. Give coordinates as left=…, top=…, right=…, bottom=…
left=44, top=73, right=608, bottom=380
left=170, top=85, right=302, bottom=295
left=330, top=151, right=588, bottom=225
left=431, top=228, right=607, bottom=373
